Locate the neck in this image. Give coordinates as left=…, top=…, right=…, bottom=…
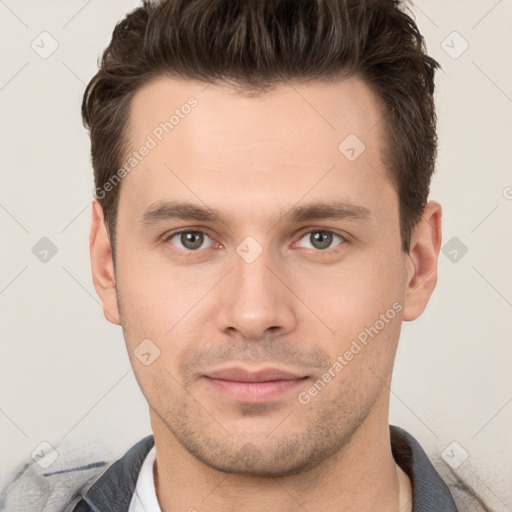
left=151, top=405, right=411, bottom=512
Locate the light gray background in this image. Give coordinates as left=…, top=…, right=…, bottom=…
left=1, top=0, right=511, bottom=509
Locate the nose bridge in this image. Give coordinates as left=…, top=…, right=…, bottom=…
left=233, top=239, right=281, bottom=314
left=236, top=240, right=274, bottom=298
left=216, top=235, right=296, bottom=337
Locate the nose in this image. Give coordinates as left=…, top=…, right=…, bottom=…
left=216, top=245, right=297, bottom=339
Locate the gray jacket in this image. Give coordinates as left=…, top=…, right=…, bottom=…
left=0, top=425, right=490, bottom=511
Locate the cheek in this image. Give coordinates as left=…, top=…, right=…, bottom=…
left=292, top=250, right=405, bottom=335
left=116, top=252, right=207, bottom=333
left=128, top=353, right=188, bottom=417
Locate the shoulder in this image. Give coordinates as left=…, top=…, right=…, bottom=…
left=0, top=435, right=140, bottom=512
left=390, top=425, right=492, bottom=512
left=429, top=453, right=494, bottom=512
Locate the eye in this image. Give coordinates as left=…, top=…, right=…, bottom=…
left=163, top=228, right=347, bottom=254
left=296, top=230, right=346, bottom=251
left=165, top=230, right=214, bottom=251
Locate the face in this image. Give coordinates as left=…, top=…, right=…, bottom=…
left=90, top=75, right=441, bottom=477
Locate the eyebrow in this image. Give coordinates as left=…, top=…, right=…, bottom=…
left=138, top=199, right=372, bottom=228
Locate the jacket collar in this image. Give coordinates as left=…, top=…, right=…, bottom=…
left=80, top=434, right=155, bottom=512
left=80, top=426, right=458, bottom=512
left=390, top=426, right=458, bottom=511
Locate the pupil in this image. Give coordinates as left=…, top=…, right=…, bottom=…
left=312, top=231, right=332, bottom=249
left=182, top=232, right=203, bottom=250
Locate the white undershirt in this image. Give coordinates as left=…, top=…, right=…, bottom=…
left=127, top=445, right=162, bottom=512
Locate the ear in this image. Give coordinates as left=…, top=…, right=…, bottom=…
left=402, top=200, right=442, bottom=321
left=89, top=200, right=121, bottom=325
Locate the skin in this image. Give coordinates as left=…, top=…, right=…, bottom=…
left=89, top=75, right=441, bottom=512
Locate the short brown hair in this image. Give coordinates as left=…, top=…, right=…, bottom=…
left=82, top=0, right=440, bottom=257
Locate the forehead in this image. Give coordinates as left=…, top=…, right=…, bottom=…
left=127, top=74, right=385, bottom=154
left=118, top=74, right=395, bottom=225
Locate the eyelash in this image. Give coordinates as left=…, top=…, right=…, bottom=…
left=163, top=228, right=349, bottom=255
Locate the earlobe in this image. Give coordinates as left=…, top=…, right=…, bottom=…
left=89, top=200, right=121, bottom=325
left=402, top=201, right=442, bottom=322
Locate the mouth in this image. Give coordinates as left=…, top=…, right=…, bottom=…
left=203, top=367, right=310, bottom=403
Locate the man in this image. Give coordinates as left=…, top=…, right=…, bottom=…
left=0, top=0, right=490, bottom=511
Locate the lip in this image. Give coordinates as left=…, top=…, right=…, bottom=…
left=205, top=367, right=305, bottom=382
left=203, top=366, right=309, bottom=403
